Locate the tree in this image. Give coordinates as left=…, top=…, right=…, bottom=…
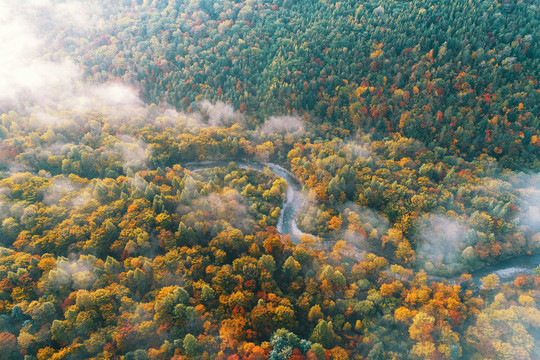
left=0, top=332, right=18, bottom=356
left=330, top=346, right=349, bottom=360
left=308, top=343, right=326, bottom=360
left=258, top=254, right=276, bottom=273
left=367, top=342, right=384, bottom=360
left=183, top=333, right=198, bottom=357
left=283, top=256, right=301, bottom=278
left=269, top=329, right=311, bottom=360
left=409, top=312, right=435, bottom=342
left=480, top=274, right=500, bottom=291
left=308, top=305, right=323, bottom=322
left=201, top=285, right=215, bottom=302
left=51, top=319, right=71, bottom=344
left=273, top=306, right=296, bottom=329
left=250, top=303, right=274, bottom=338
left=310, top=320, right=339, bottom=348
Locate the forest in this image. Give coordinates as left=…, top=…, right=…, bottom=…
left=0, top=0, right=539, bottom=359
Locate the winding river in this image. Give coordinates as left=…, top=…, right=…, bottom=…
left=184, top=160, right=309, bottom=242
left=183, top=160, right=540, bottom=282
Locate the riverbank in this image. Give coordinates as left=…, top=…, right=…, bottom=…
left=182, top=159, right=540, bottom=285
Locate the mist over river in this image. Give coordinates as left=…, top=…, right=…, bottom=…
left=183, top=160, right=540, bottom=284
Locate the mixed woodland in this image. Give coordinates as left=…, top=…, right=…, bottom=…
left=0, top=1, right=539, bottom=359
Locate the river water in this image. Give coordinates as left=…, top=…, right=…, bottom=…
left=469, top=252, right=540, bottom=283
left=183, top=160, right=309, bottom=241
left=183, top=160, right=539, bottom=282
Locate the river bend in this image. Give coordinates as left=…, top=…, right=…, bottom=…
left=183, top=160, right=540, bottom=282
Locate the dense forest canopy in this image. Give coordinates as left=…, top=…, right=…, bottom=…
left=0, top=1, right=539, bottom=359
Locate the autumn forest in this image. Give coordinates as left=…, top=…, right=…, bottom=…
left=0, top=1, right=539, bottom=359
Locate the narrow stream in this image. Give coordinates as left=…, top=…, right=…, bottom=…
left=183, top=160, right=540, bottom=282
left=183, top=160, right=310, bottom=242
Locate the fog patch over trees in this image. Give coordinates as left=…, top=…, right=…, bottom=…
left=260, top=115, right=305, bottom=136
left=415, top=214, right=472, bottom=272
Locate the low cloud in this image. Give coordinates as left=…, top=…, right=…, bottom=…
left=11, top=0, right=105, bottom=34
left=342, top=141, right=373, bottom=161
left=295, top=188, right=326, bottom=235
left=338, top=204, right=390, bottom=249
left=0, top=1, right=79, bottom=110
left=115, top=135, right=149, bottom=172
left=70, top=190, right=93, bottom=208
left=178, top=188, right=254, bottom=233
left=416, top=214, right=471, bottom=268
left=347, top=204, right=389, bottom=235
left=520, top=205, right=540, bottom=233
left=153, top=109, right=204, bottom=130
left=0, top=201, right=9, bottom=221
left=0, top=0, right=138, bottom=115
left=46, top=255, right=97, bottom=290
left=513, top=173, right=540, bottom=233
left=64, top=83, right=143, bottom=114
left=0, top=184, right=9, bottom=196
left=46, top=0, right=105, bottom=33
left=7, top=163, right=32, bottom=176
left=42, top=177, right=75, bottom=207
left=260, top=115, right=305, bottom=135
left=198, top=100, right=242, bottom=127
left=41, top=176, right=92, bottom=209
